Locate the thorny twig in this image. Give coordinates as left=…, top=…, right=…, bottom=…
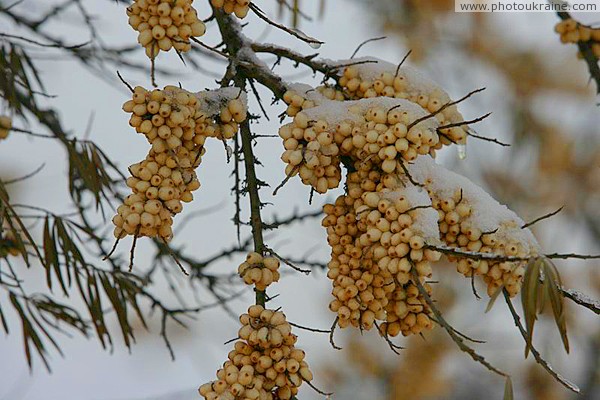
left=329, top=317, right=342, bottom=350
left=351, top=36, right=387, bottom=59
left=503, top=290, right=580, bottom=393
left=248, top=3, right=324, bottom=47
left=560, top=287, right=600, bottom=314
left=522, top=206, right=564, bottom=229
left=411, top=269, right=509, bottom=378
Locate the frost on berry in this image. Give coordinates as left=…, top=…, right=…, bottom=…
left=408, top=157, right=540, bottom=297
left=279, top=96, right=447, bottom=194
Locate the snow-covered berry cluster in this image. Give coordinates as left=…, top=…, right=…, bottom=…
left=282, top=85, right=345, bottom=117
left=127, top=0, right=206, bottom=58
left=555, top=18, right=600, bottom=58
left=198, top=306, right=314, bottom=400
left=338, top=61, right=469, bottom=146
left=279, top=97, right=453, bottom=193
left=276, top=58, right=542, bottom=338
left=0, top=116, right=11, bottom=140
left=323, top=166, right=440, bottom=336
left=238, top=252, right=281, bottom=291
left=210, top=0, right=250, bottom=19
left=409, top=157, right=539, bottom=297
left=113, top=86, right=247, bottom=242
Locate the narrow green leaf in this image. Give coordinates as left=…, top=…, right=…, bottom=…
left=485, top=284, right=504, bottom=313
left=20, top=48, right=46, bottom=91
left=99, top=272, right=133, bottom=347
left=42, top=216, right=65, bottom=294
left=117, top=274, right=147, bottom=329
left=504, top=376, right=514, bottom=400
left=10, top=292, right=50, bottom=370
left=0, top=303, right=9, bottom=334
left=543, top=260, right=570, bottom=353
left=521, top=258, right=542, bottom=358
left=74, top=270, right=109, bottom=349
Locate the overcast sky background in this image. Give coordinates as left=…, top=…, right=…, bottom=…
left=0, top=1, right=599, bottom=399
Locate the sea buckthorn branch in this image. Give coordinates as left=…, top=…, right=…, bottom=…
left=521, top=206, right=564, bottom=229
left=196, top=9, right=334, bottom=399
left=1, top=3, right=157, bottom=85
left=214, top=8, right=281, bottom=306
left=425, top=244, right=600, bottom=263
left=250, top=42, right=352, bottom=80
left=560, top=287, right=600, bottom=314
left=411, top=268, right=510, bottom=379
left=248, top=2, right=323, bottom=47
left=239, top=116, right=268, bottom=306
left=503, top=290, right=580, bottom=393
left=555, top=11, right=600, bottom=94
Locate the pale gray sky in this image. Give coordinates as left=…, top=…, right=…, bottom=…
left=0, top=1, right=598, bottom=399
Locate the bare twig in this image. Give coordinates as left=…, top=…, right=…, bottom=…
left=116, top=71, right=134, bottom=93
left=522, top=206, right=564, bottom=229
left=545, top=252, right=600, bottom=260
left=398, top=161, right=423, bottom=187
left=249, top=3, right=323, bottom=47
left=190, top=37, right=229, bottom=58
left=0, top=32, right=88, bottom=49
left=437, top=112, right=492, bottom=131
left=407, top=87, right=486, bottom=130
left=351, top=36, right=386, bottom=59
left=560, top=287, right=600, bottom=314
left=467, top=130, right=510, bottom=147
left=412, top=269, right=509, bottom=378
left=264, top=246, right=311, bottom=274
left=395, top=50, right=412, bottom=77
left=425, top=243, right=529, bottom=262
left=304, top=379, right=333, bottom=396
left=329, top=317, right=342, bottom=350
left=128, top=232, right=138, bottom=272
left=374, top=321, right=404, bottom=354
left=3, top=163, right=46, bottom=185
left=289, top=322, right=331, bottom=334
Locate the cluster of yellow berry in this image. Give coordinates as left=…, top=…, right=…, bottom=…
left=198, top=305, right=314, bottom=400
left=277, top=58, right=541, bottom=340
left=238, top=252, right=281, bottom=291
left=279, top=97, right=452, bottom=193
left=210, top=0, right=250, bottom=19
left=113, top=86, right=247, bottom=242
left=323, top=167, right=441, bottom=336
left=279, top=115, right=342, bottom=194
left=338, top=61, right=469, bottom=147
left=282, top=85, right=345, bottom=117
left=127, top=0, right=206, bottom=58
left=408, top=157, right=539, bottom=297
left=281, top=60, right=469, bottom=146
left=555, top=18, right=600, bottom=58
left=0, top=116, right=11, bottom=140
